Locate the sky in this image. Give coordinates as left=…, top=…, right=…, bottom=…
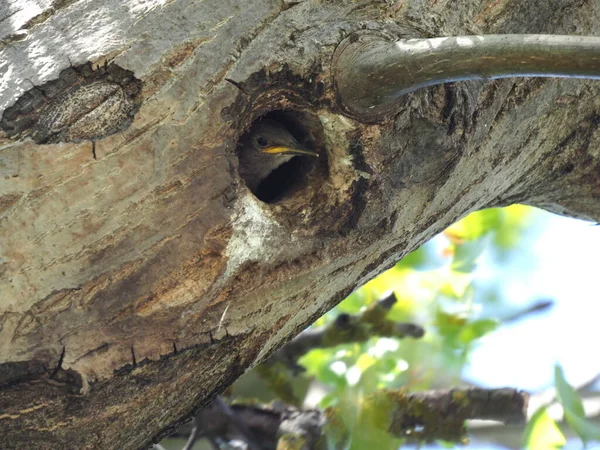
left=466, top=211, right=600, bottom=392
left=460, top=210, right=600, bottom=449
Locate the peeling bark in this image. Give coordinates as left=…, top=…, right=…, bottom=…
left=1, top=0, right=600, bottom=448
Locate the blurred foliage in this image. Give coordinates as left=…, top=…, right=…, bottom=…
left=296, top=206, right=536, bottom=448
left=224, top=205, right=591, bottom=449
left=554, top=365, right=600, bottom=445
left=523, top=406, right=566, bottom=449
left=523, top=365, right=600, bottom=449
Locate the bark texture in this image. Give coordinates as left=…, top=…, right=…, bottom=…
left=1, top=0, right=600, bottom=448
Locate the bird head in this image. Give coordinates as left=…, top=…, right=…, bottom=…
left=237, top=118, right=319, bottom=191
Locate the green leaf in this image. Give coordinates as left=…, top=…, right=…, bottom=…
left=395, top=245, right=427, bottom=270
left=523, top=407, right=566, bottom=449
left=355, top=353, right=377, bottom=373
left=445, top=209, right=501, bottom=241
left=555, top=364, right=600, bottom=444
left=458, top=318, right=499, bottom=344
left=493, top=204, right=536, bottom=250
left=298, top=348, right=331, bottom=375
left=563, top=410, right=600, bottom=443
left=346, top=394, right=402, bottom=450
left=319, top=392, right=339, bottom=409
left=438, top=273, right=472, bottom=300
left=396, top=242, right=446, bottom=271
left=336, top=290, right=369, bottom=315
left=434, top=310, right=467, bottom=346
left=450, top=237, right=488, bottom=273
left=555, top=365, right=585, bottom=418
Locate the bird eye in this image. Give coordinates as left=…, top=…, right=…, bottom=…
left=256, top=136, right=268, bottom=147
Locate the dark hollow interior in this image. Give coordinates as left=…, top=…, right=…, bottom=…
left=239, top=110, right=326, bottom=204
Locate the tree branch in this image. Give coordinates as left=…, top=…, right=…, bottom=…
left=384, top=387, right=529, bottom=442
left=270, top=291, right=424, bottom=374
left=186, top=387, right=527, bottom=447
left=333, top=34, right=600, bottom=120
left=195, top=400, right=324, bottom=450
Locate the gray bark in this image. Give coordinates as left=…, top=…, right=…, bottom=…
left=1, top=0, right=600, bottom=449
left=333, top=34, right=600, bottom=120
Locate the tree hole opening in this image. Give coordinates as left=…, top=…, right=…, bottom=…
left=237, top=110, right=326, bottom=204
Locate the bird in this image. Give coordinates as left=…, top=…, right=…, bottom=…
left=237, top=118, right=319, bottom=191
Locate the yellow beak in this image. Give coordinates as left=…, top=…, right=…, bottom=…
left=261, top=146, right=319, bottom=157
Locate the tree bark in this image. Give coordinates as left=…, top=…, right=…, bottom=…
left=1, top=0, right=599, bottom=449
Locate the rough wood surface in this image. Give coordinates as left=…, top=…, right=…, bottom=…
left=1, top=0, right=600, bottom=448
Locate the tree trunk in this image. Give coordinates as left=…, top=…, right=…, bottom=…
left=1, top=0, right=599, bottom=448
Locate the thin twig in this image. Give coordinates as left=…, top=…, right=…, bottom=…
left=182, top=416, right=200, bottom=450
left=214, top=397, right=261, bottom=450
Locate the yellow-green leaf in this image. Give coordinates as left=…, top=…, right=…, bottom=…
left=523, top=407, right=566, bottom=449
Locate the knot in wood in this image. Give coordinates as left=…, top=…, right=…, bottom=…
left=1, top=62, right=142, bottom=144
